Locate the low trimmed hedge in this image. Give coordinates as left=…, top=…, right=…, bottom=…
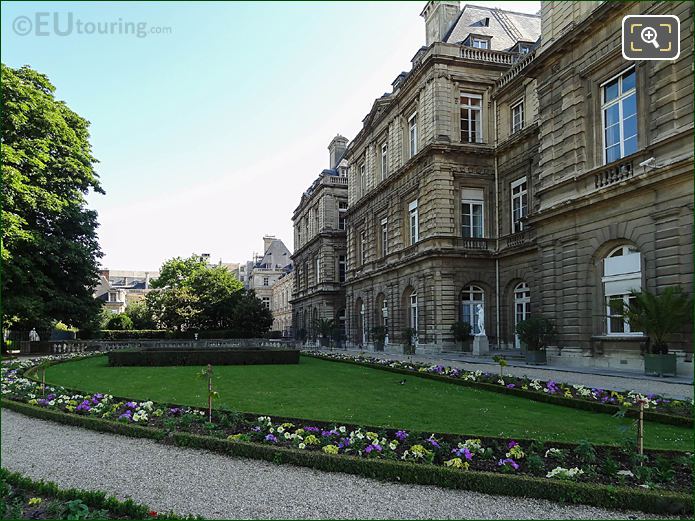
left=77, top=330, right=283, bottom=340
left=107, top=349, right=300, bottom=366
left=305, top=354, right=693, bottom=428
left=0, top=467, right=198, bottom=519
left=2, top=399, right=691, bottom=515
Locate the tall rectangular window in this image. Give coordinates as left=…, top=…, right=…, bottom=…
left=262, top=297, right=270, bottom=308
left=359, top=163, right=366, bottom=195
left=408, top=112, right=418, bottom=158
left=315, top=256, right=320, bottom=284
left=381, top=218, right=388, bottom=257
left=360, top=230, right=367, bottom=265
left=460, top=92, right=483, bottom=143
left=511, top=177, right=528, bottom=233
left=380, top=143, right=388, bottom=180
left=338, top=201, right=347, bottom=230
left=263, top=276, right=269, bottom=286
left=408, top=200, right=419, bottom=244
left=461, top=188, right=484, bottom=238
left=511, top=99, right=524, bottom=133
left=338, top=255, right=346, bottom=283
left=602, top=68, right=637, bottom=164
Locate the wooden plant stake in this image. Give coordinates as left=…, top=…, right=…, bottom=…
left=41, top=365, right=46, bottom=397
left=638, top=402, right=644, bottom=462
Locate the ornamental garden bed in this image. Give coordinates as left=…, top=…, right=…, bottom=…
left=303, top=351, right=693, bottom=425
left=2, top=355, right=693, bottom=515
left=0, top=468, right=195, bottom=520
left=107, top=348, right=299, bottom=366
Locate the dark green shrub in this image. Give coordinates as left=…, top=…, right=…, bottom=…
left=515, top=316, right=557, bottom=351
left=107, top=349, right=299, bottom=366
left=574, top=440, right=597, bottom=464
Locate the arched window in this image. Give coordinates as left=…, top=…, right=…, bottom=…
left=461, top=285, right=485, bottom=335
left=513, top=282, right=530, bottom=349
left=409, top=291, right=418, bottom=332
left=602, top=245, right=642, bottom=335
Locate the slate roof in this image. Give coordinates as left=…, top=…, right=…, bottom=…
left=255, top=239, right=292, bottom=269
left=444, top=4, right=540, bottom=51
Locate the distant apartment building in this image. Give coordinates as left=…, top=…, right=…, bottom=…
left=271, top=268, right=294, bottom=336
left=290, top=136, right=349, bottom=340
left=94, top=269, right=159, bottom=314
left=239, top=236, right=293, bottom=309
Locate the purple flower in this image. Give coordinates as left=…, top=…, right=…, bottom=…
left=304, top=426, right=320, bottom=432
left=125, top=401, right=137, bottom=409
left=506, top=384, right=515, bottom=389
left=251, top=426, right=261, bottom=432
left=118, top=411, right=132, bottom=421
left=427, top=437, right=440, bottom=448
left=452, top=447, right=473, bottom=460
left=365, top=443, right=382, bottom=453
left=46, top=394, right=56, bottom=400
left=498, top=458, right=519, bottom=470
left=321, top=430, right=338, bottom=437
left=37, top=399, right=49, bottom=407
left=507, top=440, right=518, bottom=449
left=337, top=438, right=351, bottom=449
left=264, top=434, right=278, bottom=443
left=395, top=430, right=408, bottom=441
left=168, top=407, right=182, bottom=416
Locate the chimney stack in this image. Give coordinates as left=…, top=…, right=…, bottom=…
left=421, top=1, right=460, bottom=46
left=328, top=134, right=349, bottom=169
left=263, top=235, right=276, bottom=252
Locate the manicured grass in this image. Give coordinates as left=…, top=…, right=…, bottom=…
left=45, top=355, right=692, bottom=450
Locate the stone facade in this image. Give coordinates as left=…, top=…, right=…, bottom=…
left=290, top=136, right=349, bottom=340
left=271, top=269, right=293, bottom=336
left=344, top=2, right=541, bottom=352
left=338, top=0, right=693, bottom=373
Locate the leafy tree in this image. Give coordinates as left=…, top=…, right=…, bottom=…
left=2, top=64, right=103, bottom=330
left=149, top=255, right=208, bottom=289
left=104, top=313, right=133, bottom=330
left=613, top=286, right=692, bottom=354
left=146, top=286, right=199, bottom=332
left=228, top=290, right=273, bottom=338
left=145, top=255, right=243, bottom=331
left=124, top=301, right=156, bottom=330
left=315, top=318, right=336, bottom=347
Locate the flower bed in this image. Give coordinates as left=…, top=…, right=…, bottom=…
left=2, top=354, right=692, bottom=515
left=303, top=351, right=693, bottom=425
left=0, top=467, right=196, bottom=520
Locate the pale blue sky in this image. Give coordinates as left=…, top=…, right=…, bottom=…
left=2, top=1, right=540, bottom=270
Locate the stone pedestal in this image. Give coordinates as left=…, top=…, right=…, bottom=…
left=472, top=335, right=489, bottom=355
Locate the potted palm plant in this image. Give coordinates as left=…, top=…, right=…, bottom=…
left=614, top=287, right=692, bottom=377
left=515, top=316, right=556, bottom=365
left=313, top=318, right=336, bottom=348
left=402, top=328, right=417, bottom=355
left=450, top=321, right=472, bottom=351
left=371, top=326, right=387, bottom=352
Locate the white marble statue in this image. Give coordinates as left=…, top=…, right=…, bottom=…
left=29, top=328, right=40, bottom=342
left=476, top=304, right=486, bottom=336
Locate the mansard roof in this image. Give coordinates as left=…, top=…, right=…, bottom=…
left=445, top=4, right=540, bottom=51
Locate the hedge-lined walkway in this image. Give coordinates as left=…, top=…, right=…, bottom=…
left=310, top=348, right=694, bottom=400
left=1, top=410, right=678, bottom=520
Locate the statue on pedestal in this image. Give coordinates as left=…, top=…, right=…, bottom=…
left=476, top=304, right=485, bottom=336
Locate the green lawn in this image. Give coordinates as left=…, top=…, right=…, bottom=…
left=44, top=355, right=692, bottom=450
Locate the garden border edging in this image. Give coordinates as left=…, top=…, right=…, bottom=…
left=2, top=399, right=691, bottom=516
left=303, top=353, right=693, bottom=427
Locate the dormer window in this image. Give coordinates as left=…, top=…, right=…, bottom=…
left=471, top=37, right=489, bottom=49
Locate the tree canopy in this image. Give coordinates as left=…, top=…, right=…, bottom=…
left=2, top=64, right=103, bottom=330
left=145, top=255, right=272, bottom=336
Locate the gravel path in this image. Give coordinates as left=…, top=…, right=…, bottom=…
left=312, top=349, right=693, bottom=400
left=1, top=410, right=683, bottom=520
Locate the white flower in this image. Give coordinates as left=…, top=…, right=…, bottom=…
left=617, top=470, right=634, bottom=477
left=545, top=448, right=563, bottom=458
left=284, top=432, right=291, bottom=440
left=338, top=426, right=346, bottom=433
left=546, top=467, right=584, bottom=480
left=298, top=443, right=306, bottom=449
left=389, top=442, right=398, bottom=451
left=356, top=432, right=364, bottom=440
